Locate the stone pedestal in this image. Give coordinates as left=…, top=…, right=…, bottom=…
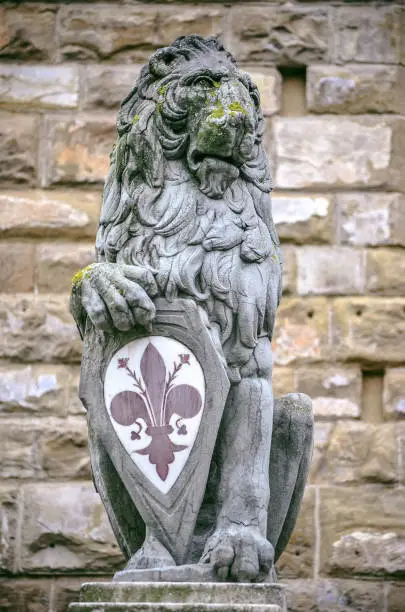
left=68, top=581, right=287, bottom=611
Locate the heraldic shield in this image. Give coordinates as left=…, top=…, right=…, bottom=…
left=79, top=298, right=230, bottom=567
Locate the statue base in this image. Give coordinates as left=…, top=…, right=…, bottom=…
left=113, top=563, right=278, bottom=583
left=68, top=580, right=287, bottom=611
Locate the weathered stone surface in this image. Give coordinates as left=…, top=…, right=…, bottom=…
left=277, top=487, right=315, bottom=579
left=311, top=398, right=359, bottom=421
left=19, top=581, right=51, bottom=612
left=387, top=583, right=405, bottom=612
left=37, top=242, right=95, bottom=293
left=366, top=249, right=405, bottom=297
left=0, top=66, right=79, bottom=109
left=0, top=420, right=42, bottom=479
left=320, top=486, right=405, bottom=577
left=272, top=366, right=294, bottom=399
left=331, top=531, right=405, bottom=579
left=0, top=190, right=101, bottom=238
left=297, top=247, right=365, bottom=296
left=0, top=294, right=81, bottom=363
left=332, top=6, right=403, bottom=64
left=295, top=364, right=361, bottom=419
left=397, top=423, right=405, bottom=485
left=331, top=298, right=405, bottom=364
left=248, top=69, right=281, bottom=116
left=59, top=6, right=223, bottom=63
left=2, top=4, right=405, bottom=604
left=307, top=65, right=405, bottom=114
left=42, top=114, right=115, bottom=186
left=284, top=579, right=317, bottom=612
left=316, top=579, right=386, bottom=612
left=0, top=487, right=18, bottom=573
left=272, top=194, right=333, bottom=245
left=67, top=367, right=86, bottom=415
left=21, top=483, right=124, bottom=572
left=0, top=580, right=20, bottom=611
left=272, top=297, right=330, bottom=365
left=310, top=422, right=333, bottom=484
left=0, top=579, right=50, bottom=612
left=0, top=364, right=72, bottom=416
left=82, top=65, right=141, bottom=110
left=338, top=193, right=405, bottom=248
left=67, top=35, right=304, bottom=585
left=271, top=117, right=405, bottom=190
left=281, top=245, right=296, bottom=295
left=0, top=112, right=39, bottom=185
left=40, top=417, right=90, bottom=479
left=0, top=414, right=86, bottom=484
left=53, top=578, right=94, bottom=612
left=59, top=6, right=158, bottom=62
left=285, top=579, right=386, bottom=612
left=312, top=421, right=398, bottom=485
left=79, top=582, right=286, bottom=607
left=317, top=579, right=386, bottom=612
left=383, top=368, right=405, bottom=420
left=0, top=242, right=35, bottom=292
left=159, top=8, right=225, bottom=49
left=0, top=5, right=56, bottom=62
left=229, top=6, right=329, bottom=65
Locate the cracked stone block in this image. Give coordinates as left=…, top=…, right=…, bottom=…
left=21, top=483, right=124, bottom=572
left=0, top=190, right=101, bottom=239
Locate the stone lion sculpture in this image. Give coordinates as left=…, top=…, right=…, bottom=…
left=71, top=35, right=313, bottom=583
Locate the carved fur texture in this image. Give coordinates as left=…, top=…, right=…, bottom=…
left=96, top=35, right=282, bottom=369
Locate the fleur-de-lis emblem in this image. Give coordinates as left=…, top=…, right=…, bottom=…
left=110, top=343, right=202, bottom=482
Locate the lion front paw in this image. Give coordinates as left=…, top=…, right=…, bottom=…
left=200, top=525, right=274, bottom=582
left=70, top=262, right=158, bottom=334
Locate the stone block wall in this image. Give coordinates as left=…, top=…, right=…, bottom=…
left=0, top=1, right=405, bottom=610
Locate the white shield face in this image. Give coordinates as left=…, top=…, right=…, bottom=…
left=104, top=336, right=205, bottom=494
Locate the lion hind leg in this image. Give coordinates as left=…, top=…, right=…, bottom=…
left=267, top=393, right=314, bottom=562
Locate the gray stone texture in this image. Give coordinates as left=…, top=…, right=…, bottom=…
left=1, top=2, right=405, bottom=610
left=69, top=582, right=286, bottom=612
left=70, top=34, right=313, bottom=589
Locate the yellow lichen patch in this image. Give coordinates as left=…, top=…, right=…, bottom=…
left=158, top=85, right=167, bottom=96
left=209, top=104, right=225, bottom=119
left=132, top=114, right=140, bottom=125
left=229, top=101, right=248, bottom=115
left=72, top=264, right=95, bottom=288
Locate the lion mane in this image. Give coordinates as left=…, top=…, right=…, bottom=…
left=96, top=35, right=282, bottom=368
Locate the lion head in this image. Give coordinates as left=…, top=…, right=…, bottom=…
left=97, top=35, right=271, bottom=263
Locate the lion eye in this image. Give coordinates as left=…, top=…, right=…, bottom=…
left=193, top=76, right=217, bottom=88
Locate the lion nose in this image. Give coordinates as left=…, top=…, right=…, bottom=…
left=207, top=103, right=247, bottom=128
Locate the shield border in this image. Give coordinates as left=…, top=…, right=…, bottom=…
left=79, top=297, right=230, bottom=564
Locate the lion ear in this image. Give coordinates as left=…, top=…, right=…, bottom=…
left=115, top=100, right=164, bottom=190
left=149, top=46, right=182, bottom=78
left=130, top=103, right=164, bottom=189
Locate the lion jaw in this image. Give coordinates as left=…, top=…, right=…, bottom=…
left=195, top=157, right=240, bottom=200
